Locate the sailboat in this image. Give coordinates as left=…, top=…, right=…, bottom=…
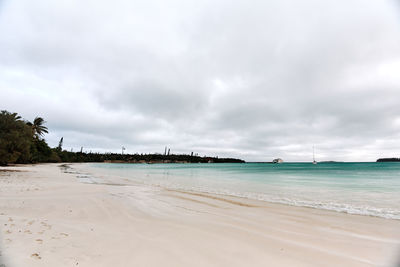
left=312, top=146, right=317, bottom=165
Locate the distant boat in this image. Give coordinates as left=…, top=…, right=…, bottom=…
left=272, top=158, right=283, bottom=164
left=312, top=146, right=317, bottom=165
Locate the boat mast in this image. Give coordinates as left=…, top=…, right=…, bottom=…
left=312, top=145, right=317, bottom=164
left=313, top=146, right=315, bottom=162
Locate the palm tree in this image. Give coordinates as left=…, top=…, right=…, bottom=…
left=0, top=111, right=32, bottom=165
left=7, top=111, right=22, bottom=121
left=27, top=117, right=48, bottom=139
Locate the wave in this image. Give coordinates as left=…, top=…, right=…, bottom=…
left=147, top=181, right=400, bottom=220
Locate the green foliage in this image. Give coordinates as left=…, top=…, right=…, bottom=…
left=48, top=150, right=61, bottom=163
left=30, top=139, right=53, bottom=163
left=27, top=117, right=48, bottom=140
left=377, top=158, right=400, bottom=162
left=57, top=137, right=63, bottom=152
left=51, top=150, right=245, bottom=163
left=0, top=111, right=55, bottom=165
left=0, top=110, right=32, bottom=165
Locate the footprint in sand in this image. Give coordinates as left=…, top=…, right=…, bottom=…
left=8, top=217, right=13, bottom=222
left=40, top=222, right=52, bottom=230
left=5, top=230, right=11, bottom=234
left=24, top=230, right=32, bottom=234
left=35, top=239, right=43, bottom=244
left=27, top=220, right=35, bottom=225
left=31, top=253, right=41, bottom=260
left=60, top=233, right=69, bottom=237
left=6, top=238, right=12, bottom=243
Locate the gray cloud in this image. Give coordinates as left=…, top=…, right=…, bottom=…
left=1, top=0, right=400, bottom=161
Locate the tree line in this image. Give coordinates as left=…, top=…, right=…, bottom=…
left=0, top=110, right=60, bottom=165
left=0, top=110, right=244, bottom=165
left=376, top=158, right=400, bottom=162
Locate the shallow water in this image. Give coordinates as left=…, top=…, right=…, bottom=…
left=88, top=162, right=400, bottom=219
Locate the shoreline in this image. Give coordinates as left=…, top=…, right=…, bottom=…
left=1, top=163, right=400, bottom=266
left=77, top=162, right=400, bottom=221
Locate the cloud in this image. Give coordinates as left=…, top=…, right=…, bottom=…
left=1, top=0, right=400, bottom=161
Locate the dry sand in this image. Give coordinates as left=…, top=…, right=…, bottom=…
left=1, top=163, right=400, bottom=267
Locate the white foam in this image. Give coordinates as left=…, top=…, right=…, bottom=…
left=149, top=182, right=400, bottom=220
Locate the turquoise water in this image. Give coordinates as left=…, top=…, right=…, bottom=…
left=89, top=162, right=400, bottom=219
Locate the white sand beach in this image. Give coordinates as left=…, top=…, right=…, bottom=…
left=1, top=163, right=400, bottom=267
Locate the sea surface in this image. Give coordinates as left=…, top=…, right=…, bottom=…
left=86, top=162, right=400, bottom=220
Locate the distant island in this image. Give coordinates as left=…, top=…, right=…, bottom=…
left=376, top=158, right=400, bottom=162
left=0, top=110, right=244, bottom=165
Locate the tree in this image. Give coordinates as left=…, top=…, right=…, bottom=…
left=30, top=139, right=52, bottom=162
left=57, top=137, right=63, bottom=151
left=27, top=117, right=48, bottom=139
left=0, top=111, right=32, bottom=165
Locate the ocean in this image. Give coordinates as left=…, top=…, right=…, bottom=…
left=85, top=162, right=400, bottom=220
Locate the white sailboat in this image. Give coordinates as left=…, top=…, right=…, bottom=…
left=312, top=146, right=317, bottom=165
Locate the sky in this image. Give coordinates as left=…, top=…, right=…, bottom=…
left=1, top=0, right=400, bottom=162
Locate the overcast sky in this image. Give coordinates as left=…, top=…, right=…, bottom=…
left=1, top=0, right=400, bottom=162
